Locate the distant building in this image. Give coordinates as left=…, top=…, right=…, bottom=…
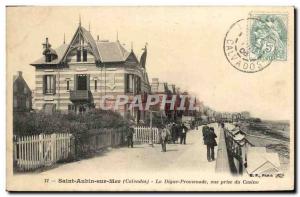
left=150, top=78, right=169, bottom=112
left=241, top=111, right=251, bottom=120
left=150, top=78, right=183, bottom=121
left=13, top=71, right=32, bottom=112
left=30, top=22, right=150, bottom=122
left=150, top=78, right=168, bottom=95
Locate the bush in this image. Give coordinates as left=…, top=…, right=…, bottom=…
left=13, top=109, right=130, bottom=136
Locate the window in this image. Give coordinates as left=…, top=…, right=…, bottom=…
left=45, top=54, right=52, bottom=62
left=126, top=74, right=134, bottom=93
left=94, top=80, right=97, bottom=90
left=77, top=75, right=88, bottom=90
left=66, top=80, right=70, bottom=91
left=76, top=48, right=87, bottom=62
left=68, top=104, right=75, bottom=111
left=136, top=76, right=141, bottom=93
left=77, top=49, right=81, bottom=62
left=83, top=49, right=87, bottom=62
left=43, top=75, right=55, bottom=94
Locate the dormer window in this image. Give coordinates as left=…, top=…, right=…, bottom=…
left=46, top=54, right=52, bottom=62
left=42, top=38, right=57, bottom=63
left=76, top=48, right=87, bottom=62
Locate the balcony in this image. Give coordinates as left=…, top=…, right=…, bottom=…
left=70, top=90, right=91, bottom=102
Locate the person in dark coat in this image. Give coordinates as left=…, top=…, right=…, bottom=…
left=127, top=126, right=135, bottom=148
left=180, top=123, right=188, bottom=144
left=160, top=125, right=169, bottom=152
left=205, top=127, right=217, bottom=161
left=202, top=124, right=210, bottom=144
left=221, top=122, right=225, bottom=129
left=171, top=123, right=177, bottom=143
left=175, top=123, right=180, bottom=142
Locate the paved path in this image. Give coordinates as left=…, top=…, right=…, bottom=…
left=19, top=123, right=222, bottom=177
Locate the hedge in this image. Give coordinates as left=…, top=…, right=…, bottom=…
left=13, top=109, right=130, bottom=137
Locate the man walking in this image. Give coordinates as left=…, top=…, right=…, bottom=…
left=160, top=125, right=168, bottom=152
left=127, top=126, right=135, bottom=148
left=171, top=123, right=177, bottom=143
left=202, top=123, right=210, bottom=144
left=205, top=127, right=217, bottom=161
left=180, top=123, right=188, bottom=144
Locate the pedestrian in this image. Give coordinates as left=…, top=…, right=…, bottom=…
left=160, top=125, right=168, bottom=152
left=127, top=125, right=135, bottom=148
left=180, top=123, right=188, bottom=144
left=171, top=123, right=177, bottom=143
left=221, top=122, right=225, bottom=129
left=175, top=123, right=180, bottom=142
left=205, top=127, right=217, bottom=162
left=202, top=123, right=210, bottom=144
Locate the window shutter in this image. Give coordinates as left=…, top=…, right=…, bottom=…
left=53, top=75, right=56, bottom=95
left=43, top=75, right=46, bottom=94
left=74, top=75, right=77, bottom=90
left=87, top=74, right=90, bottom=90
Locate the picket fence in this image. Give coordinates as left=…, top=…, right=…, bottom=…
left=13, top=133, right=73, bottom=171
left=133, top=126, right=160, bottom=144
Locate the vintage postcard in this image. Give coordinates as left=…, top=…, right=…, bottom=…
left=6, top=6, right=295, bottom=191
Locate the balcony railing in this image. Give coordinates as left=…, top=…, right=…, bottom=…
left=70, top=90, right=91, bottom=102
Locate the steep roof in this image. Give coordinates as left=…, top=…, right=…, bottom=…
left=31, top=25, right=136, bottom=65
left=13, top=72, right=32, bottom=95
left=96, top=41, right=130, bottom=62
left=80, top=26, right=101, bottom=61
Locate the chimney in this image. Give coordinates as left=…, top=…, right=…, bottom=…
left=97, top=35, right=99, bottom=41
left=17, top=71, right=22, bottom=77
left=42, top=37, right=51, bottom=49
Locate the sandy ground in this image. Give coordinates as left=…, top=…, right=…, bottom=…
left=13, top=123, right=221, bottom=181
left=14, top=123, right=219, bottom=176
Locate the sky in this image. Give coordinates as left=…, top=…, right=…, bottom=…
left=6, top=6, right=294, bottom=120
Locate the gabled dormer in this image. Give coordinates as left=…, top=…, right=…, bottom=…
left=61, top=24, right=101, bottom=64
left=42, top=38, right=58, bottom=62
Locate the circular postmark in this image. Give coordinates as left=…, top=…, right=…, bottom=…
left=223, top=18, right=277, bottom=73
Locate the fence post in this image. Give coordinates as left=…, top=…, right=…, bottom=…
left=70, top=134, right=76, bottom=160
left=51, top=133, right=57, bottom=164
left=39, top=134, right=43, bottom=166
left=13, top=136, right=17, bottom=168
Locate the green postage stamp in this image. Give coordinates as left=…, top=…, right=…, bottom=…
left=249, top=13, right=288, bottom=61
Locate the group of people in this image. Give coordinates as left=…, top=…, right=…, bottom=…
left=167, top=123, right=189, bottom=145
left=126, top=121, right=220, bottom=160
left=159, top=123, right=189, bottom=152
